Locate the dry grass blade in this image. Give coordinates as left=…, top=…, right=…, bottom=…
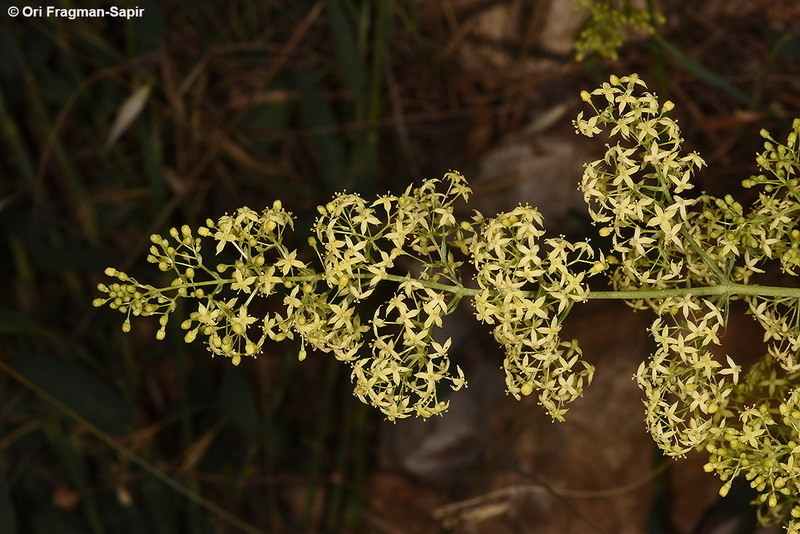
left=102, top=81, right=153, bottom=153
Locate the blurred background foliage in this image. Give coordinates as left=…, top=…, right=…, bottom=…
left=2, top=0, right=800, bottom=533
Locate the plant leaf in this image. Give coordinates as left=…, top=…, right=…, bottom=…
left=0, top=467, right=16, bottom=534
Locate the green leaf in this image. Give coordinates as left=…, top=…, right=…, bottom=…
left=326, top=0, right=363, bottom=101
left=0, top=466, right=17, bottom=534
left=294, top=69, right=348, bottom=191
left=13, top=352, right=132, bottom=436
left=649, top=36, right=752, bottom=105
left=217, top=366, right=258, bottom=438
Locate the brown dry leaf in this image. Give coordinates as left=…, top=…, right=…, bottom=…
left=51, top=484, right=80, bottom=511
left=102, top=82, right=153, bottom=153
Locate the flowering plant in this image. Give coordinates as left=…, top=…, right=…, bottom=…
left=572, top=0, right=664, bottom=60
left=96, top=74, right=800, bottom=531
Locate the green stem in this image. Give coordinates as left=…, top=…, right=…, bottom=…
left=164, top=273, right=800, bottom=301
left=382, top=275, right=800, bottom=302
left=586, top=283, right=800, bottom=300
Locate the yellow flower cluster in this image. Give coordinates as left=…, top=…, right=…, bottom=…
left=576, top=73, right=709, bottom=300
left=96, top=172, right=597, bottom=421
left=576, top=74, right=800, bottom=531
left=636, top=297, right=738, bottom=455
left=470, top=205, right=598, bottom=420
left=305, top=175, right=473, bottom=418
left=572, top=0, right=665, bottom=60
left=96, top=72, right=800, bottom=532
